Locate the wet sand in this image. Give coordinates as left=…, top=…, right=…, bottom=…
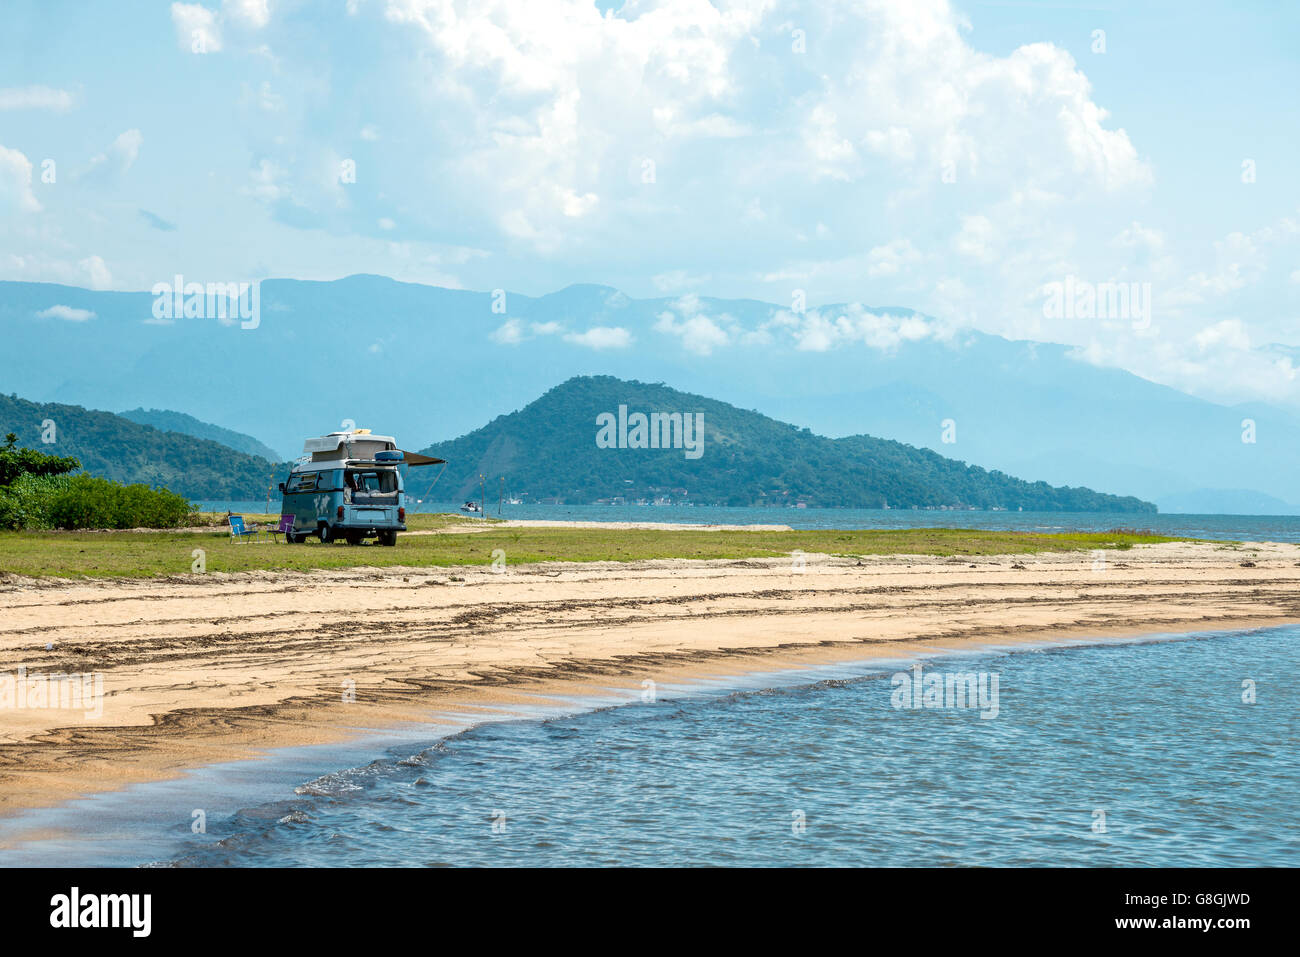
left=1, top=539, right=1298, bottom=822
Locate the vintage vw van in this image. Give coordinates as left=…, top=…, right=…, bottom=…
left=279, top=430, right=443, bottom=545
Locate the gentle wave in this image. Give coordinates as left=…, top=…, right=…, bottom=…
left=160, top=626, right=1299, bottom=867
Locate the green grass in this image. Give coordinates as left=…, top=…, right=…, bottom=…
left=0, top=516, right=1187, bottom=580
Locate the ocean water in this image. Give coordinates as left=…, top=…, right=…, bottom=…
left=194, top=502, right=1300, bottom=543
left=132, top=626, right=1295, bottom=868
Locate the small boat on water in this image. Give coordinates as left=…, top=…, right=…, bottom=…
left=460, top=501, right=483, bottom=514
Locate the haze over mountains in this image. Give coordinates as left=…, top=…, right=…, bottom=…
left=119, top=408, right=282, bottom=462
left=2, top=275, right=1297, bottom=513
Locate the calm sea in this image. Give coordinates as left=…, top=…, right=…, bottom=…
left=194, top=502, right=1300, bottom=543
left=1, top=626, right=1293, bottom=866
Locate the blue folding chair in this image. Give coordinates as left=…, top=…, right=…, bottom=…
left=228, top=514, right=258, bottom=543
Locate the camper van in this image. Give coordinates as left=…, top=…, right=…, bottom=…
left=279, top=429, right=443, bottom=545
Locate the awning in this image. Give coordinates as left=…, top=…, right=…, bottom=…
left=401, top=451, right=446, bottom=466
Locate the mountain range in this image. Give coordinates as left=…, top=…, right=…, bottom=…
left=0, top=378, right=1149, bottom=510
left=2, top=274, right=1296, bottom=513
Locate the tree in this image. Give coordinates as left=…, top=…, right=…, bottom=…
left=0, top=440, right=82, bottom=487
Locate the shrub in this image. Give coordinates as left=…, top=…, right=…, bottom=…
left=46, top=474, right=195, bottom=530
left=0, top=473, right=72, bottom=530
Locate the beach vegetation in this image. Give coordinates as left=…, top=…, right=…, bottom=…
left=0, top=517, right=1186, bottom=579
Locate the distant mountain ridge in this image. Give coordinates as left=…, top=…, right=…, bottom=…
left=4, top=274, right=1298, bottom=513
left=419, top=376, right=1155, bottom=512
left=0, top=394, right=281, bottom=500
left=119, top=408, right=284, bottom=462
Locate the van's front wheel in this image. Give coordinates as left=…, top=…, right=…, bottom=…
left=378, top=530, right=397, bottom=547
left=318, top=522, right=333, bottom=544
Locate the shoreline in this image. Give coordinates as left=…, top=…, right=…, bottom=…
left=2, top=540, right=1299, bottom=835
left=1, top=621, right=1288, bottom=865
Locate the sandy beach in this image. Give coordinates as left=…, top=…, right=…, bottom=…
left=2, top=538, right=1298, bottom=823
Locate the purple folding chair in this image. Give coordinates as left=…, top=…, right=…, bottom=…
left=269, top=514, right=295, bottom=543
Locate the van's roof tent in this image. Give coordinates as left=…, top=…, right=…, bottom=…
left=296, top=429, right=444, bottom=468
left=302, top=429, right=398, bottom=456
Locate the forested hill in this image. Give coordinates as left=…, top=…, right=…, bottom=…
left=119, top=407, right=283, bottom=462
left=0, top=393, right=281, bottom=500
left=420, top=376, right=1156, bottom=512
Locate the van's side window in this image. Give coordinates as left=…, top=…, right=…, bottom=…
left=286, top=473, right=319, bottom=493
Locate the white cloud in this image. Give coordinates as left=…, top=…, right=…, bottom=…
left=1177, top=231, right=1265, bottom=303
left=953, top=216, right=995, bottom=262
left=79, top=255, right=113, bottom=290
left=805, top=105, right=858, bottom=180
left=1193, top=319, right=1250, bottom=353
left=84, top=129, right=142, bottom=179
left=651, top=295, right=740, bottom=355
left=1113, top=221, right=1165, bottom=252
left=491, top=317, right=576, bottom=345
left=654, top=309, right=731, bottom=356
left=563, top=326, right=632, bottom=349
left=245, top=158, right=286, bottom=202
left=361, top=0, right=1150, bottom=274
left=798, top=6, right=1150, bottom=193
left=866, top=239, right=921, bottom=278
left=490, top=317, right=525, bottom=344
left=171, top=3, right=222, bottom=52
left=0, top=86, right=75, bottom=112
left=0, top=145, right=40, bottom=213
left=36, top=305, right=96, bottom=321
left=223, top=0, right=271, bottom=29
left=1072, top=332, right=1300, bottom=411
left=558, top=187, right=598, bottom=218
left=772, top=305, right=940, bottom=353
left=0, top=251, right=113, bottom=288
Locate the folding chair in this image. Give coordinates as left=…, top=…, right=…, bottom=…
left=269, top=514, right=295, bottom=543
left=228, top=514, right=258, bottom=543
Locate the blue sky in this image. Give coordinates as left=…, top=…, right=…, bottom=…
left=2, top=0, right=1298, bottom=410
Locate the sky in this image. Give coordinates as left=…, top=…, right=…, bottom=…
left=1, top=0, right=1298, bottom=411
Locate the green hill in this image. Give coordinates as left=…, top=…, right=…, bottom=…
left=119, top=408, right=284, bottom=462
left=419, top=376, right=1155, bottom=512
left=0, top=393, right=281, bottom=500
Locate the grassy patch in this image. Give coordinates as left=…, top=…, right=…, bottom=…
left=0, top=518, right=1188, bottom=580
